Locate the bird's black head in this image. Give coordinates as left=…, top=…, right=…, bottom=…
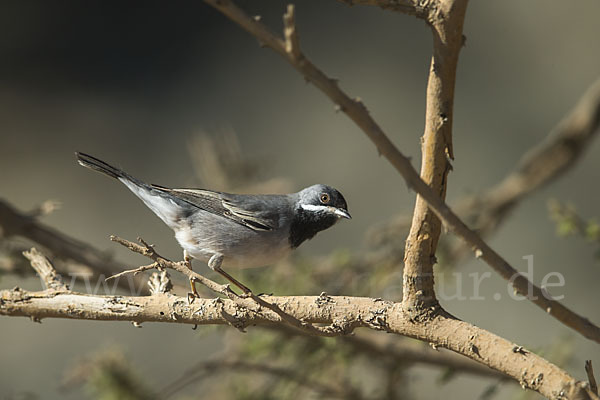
left=289, top=184, right=351, bottom=248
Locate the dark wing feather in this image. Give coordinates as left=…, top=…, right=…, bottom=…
left=151, top=186, right=280, bottom=231
left=220, top=193, right=284, bottom=231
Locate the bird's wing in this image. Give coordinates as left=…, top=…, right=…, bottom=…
left=151, top=186, right=279, bottom=231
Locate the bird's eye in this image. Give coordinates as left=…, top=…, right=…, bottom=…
left=320, top=193, right=330, bottom=204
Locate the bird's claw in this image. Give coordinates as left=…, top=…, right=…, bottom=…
left=187, top=292, right=197, bottom=304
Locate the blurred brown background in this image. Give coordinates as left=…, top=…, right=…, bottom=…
left=1, top=0, right=600, bottom=399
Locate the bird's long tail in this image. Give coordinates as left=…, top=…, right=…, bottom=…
left=75, top=152, right=188, bottom=229
left=76, top=152, right=139, bottom=182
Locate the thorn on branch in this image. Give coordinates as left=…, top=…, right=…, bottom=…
left=315, top=291, right=334, bottom=307
left=470, top=343, right=481, bottom=357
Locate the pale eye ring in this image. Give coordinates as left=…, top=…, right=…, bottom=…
left=320, top=193, right=330, bottom=204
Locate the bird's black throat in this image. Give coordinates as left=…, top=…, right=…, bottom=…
left=288, top=207, right=338, bottom=249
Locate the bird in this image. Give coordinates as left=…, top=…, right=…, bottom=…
left=75, top=152, right=351, bottom=295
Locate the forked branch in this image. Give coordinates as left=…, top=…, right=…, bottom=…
left=109, top=236, right=359, bottom=337
left=0, top=248, right=593, bottom=399
left=204, top=0, right=600, bottom=344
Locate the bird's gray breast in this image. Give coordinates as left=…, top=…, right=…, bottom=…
left=175, top=208, right=293, bottom=268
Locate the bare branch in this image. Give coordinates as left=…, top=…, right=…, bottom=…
left=22, top=247, right=68, bottom=291
left=0, top=199, right=151, bottom=294
left=109, top=235, right=237, bottom=299
left=105, top=262, right=158, bottom=282
left=402, top=0, right=468, bottom=310
left=587, top=360, right=599, bottom=395
left=2, top=245, right=593, bottom=399
left=0, top=284, right=592, bottom=399
left=457, top=77, right=600, bottom=235
left=203, top=0, right=600, bottom=344
left=110, top=236, right=353, bottom=336
left=370, top=76, right=600, bottom=268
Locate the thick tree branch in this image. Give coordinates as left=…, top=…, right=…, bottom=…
left=110, top=236, right=361, bottom=336
left=204, top=0, right=600, bottom=345
left=402, top=0, right=468, bottom=311
left=0, top=286, right=591, bottom=399
left=0, top=248, right=595, bottom=399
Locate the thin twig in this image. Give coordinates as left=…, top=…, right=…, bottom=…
left=587, top=360, right=599, bottom=395
left=369, top=76, right=600, bottom=268
left=105, top=263, right=158, bottom=282
left=456, top=77, right=600, bottom=235
left=110, top=235, right=237, bottom=299
left=204, top=0, right=600, bottom=344
left=110, top=236, right=351, bottom=336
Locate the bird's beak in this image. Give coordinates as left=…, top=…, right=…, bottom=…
left=333, top=208, right=352, bottom=219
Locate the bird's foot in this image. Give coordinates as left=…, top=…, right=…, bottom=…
left=187, top=292, right=196, bottom=304
left=187, top=278, right=201, bottom=304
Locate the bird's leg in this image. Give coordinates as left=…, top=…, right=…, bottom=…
left=184, top=250, right=199, bottom=299
left=208, top=253, right=252, bottom=294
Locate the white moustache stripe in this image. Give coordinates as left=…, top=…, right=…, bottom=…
left=300, top=204, right=331, bottom=213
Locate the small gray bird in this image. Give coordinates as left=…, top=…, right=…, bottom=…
left=76, top=152, right=351, bottom=294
